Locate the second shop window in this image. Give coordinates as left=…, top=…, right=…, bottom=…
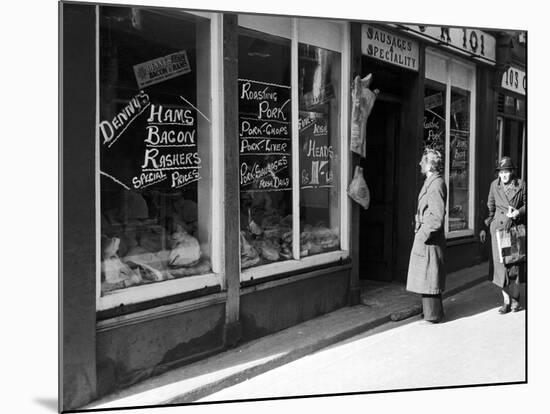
left=99, top=7, right=215, bottom=297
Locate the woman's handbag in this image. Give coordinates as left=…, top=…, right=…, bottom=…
left=496, top=224, right=526, bottom=265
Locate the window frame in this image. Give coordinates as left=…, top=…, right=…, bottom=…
left=425, top=48, right=476, bottom=239
left=95, top=8, right=225, bottom=311
left=238, top=15, right=351, bottom=283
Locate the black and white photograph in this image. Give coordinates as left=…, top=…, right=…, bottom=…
left=2, top=0, right=548, bottom=413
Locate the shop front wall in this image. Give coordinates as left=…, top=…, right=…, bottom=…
left=96, top=303, right=225, bottom=397
left=445, top=242, right=484, bottom=272
left=61, top=3, right=98, bottom=410
left=239, top=267, right=350, bottom=342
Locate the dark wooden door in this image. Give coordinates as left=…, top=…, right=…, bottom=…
left=359, top=100, right=399, bottom=281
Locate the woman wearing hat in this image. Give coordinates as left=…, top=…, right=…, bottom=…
left=407, top=149, right=447, bottom=323
left=480, top=156, right=526, bottom=313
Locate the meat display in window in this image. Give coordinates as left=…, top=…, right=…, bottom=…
left=168, top=224, right=201, bottom=267
left=101, top=236, right=142, bottom=292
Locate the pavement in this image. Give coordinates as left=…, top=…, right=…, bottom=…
left=198, top=279, right=525, bottom=401
left=85, top=262, right=489, bottom=410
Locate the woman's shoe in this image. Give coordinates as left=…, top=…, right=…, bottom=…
left=498, top=304, right=511, bottom=314
left=420, top=316, right=445, bottom=324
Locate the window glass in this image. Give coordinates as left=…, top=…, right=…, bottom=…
left=423, top=81, right=446, bottom=156
left=99, top=7, right=212, bottom=294
left=298, top=43, right=341, bottom=257
left=448, top=87, right=471, bottom=232
left=238, top=31, right=293, bottom=269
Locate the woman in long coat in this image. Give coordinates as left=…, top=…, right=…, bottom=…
left=407, top=149, right=447, bottom=323
left=480, top=156, right=526, bottom=313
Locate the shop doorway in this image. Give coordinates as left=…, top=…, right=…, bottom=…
left=359, top=99, right=399, bottom=282
left=498, top=118, right=526, bottom=181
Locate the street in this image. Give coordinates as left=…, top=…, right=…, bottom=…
left=199, top=281, right=526, bottom=402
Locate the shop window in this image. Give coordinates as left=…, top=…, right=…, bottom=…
left=425, top=49, right=476, bottom=237
left=98, top=6, right=220, bottom=307
left=298, top=44, right=341, bottom=256
left=237, top=17, right=350, bottom=281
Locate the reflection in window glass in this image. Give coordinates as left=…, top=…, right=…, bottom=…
left=298, top=44, right=341, bottom=257
left=238, top=31, right=293, bottom=269
left=448, top=87, right=471, bottom=232
left=99, top=7, right=212, bottom=294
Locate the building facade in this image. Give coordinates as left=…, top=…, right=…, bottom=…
left=60, top=2, right=526, bottom=410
